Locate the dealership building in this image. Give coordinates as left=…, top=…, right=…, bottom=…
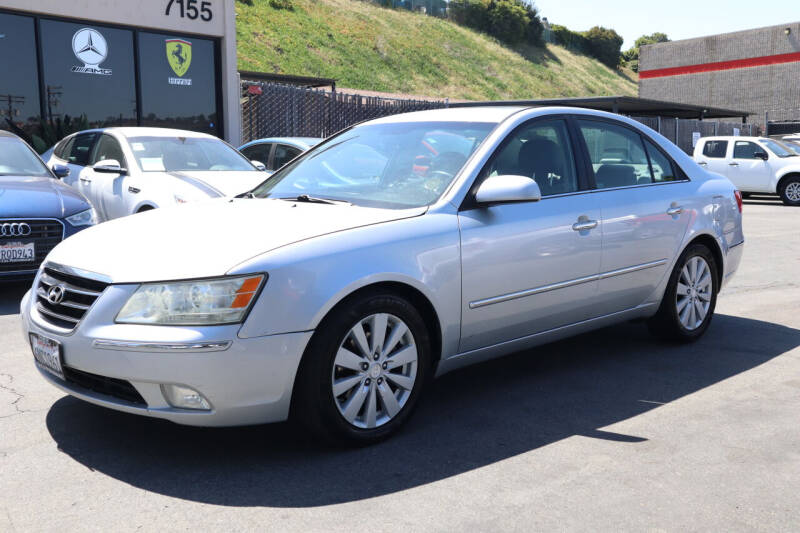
left=639, top=21, right=800, bottom=127
left=0, top=0, right=241, bottom=148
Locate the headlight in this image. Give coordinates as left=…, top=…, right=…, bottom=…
left=65, top=208, right=97, bottom=226
left=116, top=274, right=265, bottom=325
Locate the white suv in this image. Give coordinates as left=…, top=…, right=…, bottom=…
left=693, top=136, right=800, bottom=206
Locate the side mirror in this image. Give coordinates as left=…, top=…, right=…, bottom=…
left=51, top=164, right=70, bottom=179
left=475, top=175, right=542, bottom=205
left=251, top=160, right=267, bottom=171
left=93, top=159, right=127, bottom=175
left=754, top=151, right=768, bottom=161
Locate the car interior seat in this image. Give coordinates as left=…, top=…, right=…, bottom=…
left=594, top=164, right=637, bottom=189
left=517, top=138, right=569, bottom=195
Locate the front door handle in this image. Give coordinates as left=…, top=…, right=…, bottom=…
left=698, top=161, right=707, bottom=166
left=667, top=205, right=684, bottom=216
left=79, top=177, right=91, bottom=183
left=572, top=216, right=598, bottom=232
left=728, top=162, right=739, bottom=166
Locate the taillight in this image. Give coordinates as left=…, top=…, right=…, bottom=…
left=734, top=190, right=743, bottom=213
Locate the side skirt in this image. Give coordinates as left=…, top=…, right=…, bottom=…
left=434, top=303, right=658, bottom=377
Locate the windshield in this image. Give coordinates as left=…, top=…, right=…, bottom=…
left=761, top=139, right=796, bottom=158
left=0, top=137, right=50, bottom=177
left=128, top=136, right=257, bottom=172
left=251, top=121, right=495, bottom=208
left=783, top=141, right=800, bottom=155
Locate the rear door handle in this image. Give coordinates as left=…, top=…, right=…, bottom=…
left=728, top=162, right=739, bottom=166
left=572, top=216, right=598, bottom=232
left=667, top=205, right=684, bottom=216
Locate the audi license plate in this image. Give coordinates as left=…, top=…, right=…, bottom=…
left=30, top=333, right=64, bottom=381
left=0, top=242, right=34, bottom=263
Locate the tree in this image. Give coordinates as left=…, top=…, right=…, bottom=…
left=582, top=26, right=624, bottom=69
left=623, top=32, right=670, bottom=72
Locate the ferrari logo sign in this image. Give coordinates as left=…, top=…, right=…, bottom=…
left=166, top=39, right=192, bottom=79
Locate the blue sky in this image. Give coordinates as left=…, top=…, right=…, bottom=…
left=534, top=0, right=800, bottom=49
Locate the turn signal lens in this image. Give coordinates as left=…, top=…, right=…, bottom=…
left=734, top=190, right=743, bottom=213
left=116, top=274, right=266, bottom=325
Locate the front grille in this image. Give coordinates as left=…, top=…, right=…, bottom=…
left=0, top=219, right=64, bottom=273
left=36, top=267, right=109, bottom=330
left=63, top=365, right=147, bottom=406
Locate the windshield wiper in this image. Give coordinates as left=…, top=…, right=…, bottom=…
left=279, top=194, right=351, bottom=205
left=235, top=191, right=256, bottom=198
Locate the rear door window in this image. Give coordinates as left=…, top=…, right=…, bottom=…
left=643, top=139, right=679, bottom=182
left=702, top=140, right=728, bottom=158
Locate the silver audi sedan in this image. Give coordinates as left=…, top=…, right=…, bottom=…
left=21, top=106, right=744, bottom=444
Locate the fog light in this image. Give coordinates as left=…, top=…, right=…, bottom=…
left=161, top=384, right=211, bottom=410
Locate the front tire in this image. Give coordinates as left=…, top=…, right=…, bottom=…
left=292, top=291, right=431, bottom=445
left=778, top=176, right=800, bottom=206
left=648, top=244, right=718, bottom=342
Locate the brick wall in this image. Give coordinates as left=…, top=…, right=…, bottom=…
left=639, top=22, right=800, bottom=125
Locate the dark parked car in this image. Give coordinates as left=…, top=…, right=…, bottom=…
left=0, top=130, right=96, bottom=281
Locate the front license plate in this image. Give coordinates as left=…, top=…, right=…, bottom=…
left=0, top=242, right=34, bottom=263
left=30, top=333, right=64, bottom=381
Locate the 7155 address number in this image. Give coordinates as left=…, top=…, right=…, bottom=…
left=165, top=0, right=213, bottom=22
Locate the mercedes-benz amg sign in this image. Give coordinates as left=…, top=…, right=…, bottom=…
left=0, top=222, right=32, bottom=237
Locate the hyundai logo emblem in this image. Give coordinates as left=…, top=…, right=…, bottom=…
left=47, top=285, right=66, bottom=305
left=0, top=222, right=32, bottom=237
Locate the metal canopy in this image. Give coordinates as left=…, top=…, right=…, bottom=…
left=239, top=71, right=336, bottom=89
left=448, top=95, right=750, bottom=120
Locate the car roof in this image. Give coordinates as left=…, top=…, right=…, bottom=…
left=366, top=106, right=528, bottom=125
left=697, top=136, right=764, bottom=142
left=241, top=137, right=322, bottom=150
left=63, top=127, right=217, bottom=140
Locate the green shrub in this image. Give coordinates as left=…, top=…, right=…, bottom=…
left=268, top=0, right=294, bottom=10
left=448, top=0, right=491, bottom=32
left=487, top=0, right=529, bottom=45
left=551, top=24, right=587, bottom=50
left=582, top=26, right=623, bottom=69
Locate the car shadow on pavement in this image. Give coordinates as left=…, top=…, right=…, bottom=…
left=46, top=313, right=799, bottom=508
left=0, top=282, right=30, bottom=316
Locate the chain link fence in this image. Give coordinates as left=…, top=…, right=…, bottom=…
left=241, top=82, right=759, bottom=154
left=241, top=83, right=447, bottom=143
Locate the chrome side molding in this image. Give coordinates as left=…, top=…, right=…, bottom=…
left=469, top=259, right=668, bottom=309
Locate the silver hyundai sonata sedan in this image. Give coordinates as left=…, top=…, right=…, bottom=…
left=21, top=106, right=744, bottom=444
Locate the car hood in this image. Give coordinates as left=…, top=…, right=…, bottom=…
left=45, top=198, right=427, bottom=283
left=0, top=176, right=90, bottom=218
left=165, top=170, right=267, bottom=197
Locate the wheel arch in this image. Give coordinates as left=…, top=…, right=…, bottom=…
left=683, top=233, right=724, bottom=286
left=776, top=172, right=800, bottom=194
left=134, top=203, right=156, bottom=213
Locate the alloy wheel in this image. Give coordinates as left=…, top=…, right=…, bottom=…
left=675, top=256, right=713, bottom=331
left=331, top=313, right=418, bottom=429
left=785, top=181, right=800, bottom=203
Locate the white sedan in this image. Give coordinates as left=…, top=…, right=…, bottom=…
left=44, top=128, right=266, bottom=221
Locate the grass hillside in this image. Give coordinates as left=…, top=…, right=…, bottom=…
left=236, top=0, right=638, bottom=101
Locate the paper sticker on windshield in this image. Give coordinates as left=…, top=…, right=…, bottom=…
left=140, top=157, right=165, bottom=171
left=131, top=143, right=145, bottom=152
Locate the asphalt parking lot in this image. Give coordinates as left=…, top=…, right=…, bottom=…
left=1, top=197, right=799, bottom=532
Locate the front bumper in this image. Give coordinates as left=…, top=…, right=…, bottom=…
left=20, top=289, right=313, bottom=426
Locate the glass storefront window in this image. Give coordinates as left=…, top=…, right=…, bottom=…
left=39, top=19, right=137, bottom=129
left=0, top=13, right=41, bottom=137
left=138, top=32, right=219, bottom=137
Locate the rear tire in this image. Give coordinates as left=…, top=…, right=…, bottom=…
left=291, top=290, right=431, bottom=446
left=778, top=176, right=800, bottom=206
left=648, top=244, right=718, bottom=342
